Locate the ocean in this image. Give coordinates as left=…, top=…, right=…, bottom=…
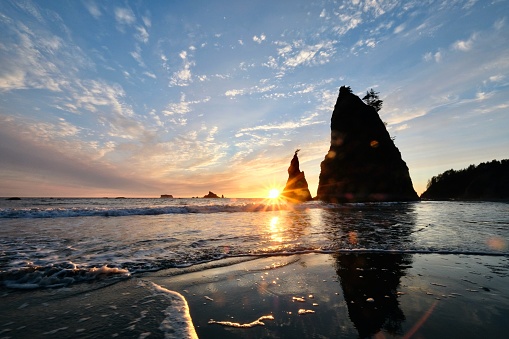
left=1, top=198, right=508, bottom=338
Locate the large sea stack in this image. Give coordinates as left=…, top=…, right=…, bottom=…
left=281, top=150, right=312, bottom=202
left=316, top=86, right=419, bottom=202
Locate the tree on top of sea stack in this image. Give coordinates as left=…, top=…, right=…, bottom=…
left=316, top=86, right=419, bottom=202
left=281, top=149, right=312, bottom=202
left=362, top=88, right=383, bottom=112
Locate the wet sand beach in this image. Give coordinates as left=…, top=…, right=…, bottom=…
left=3, top=252, right=507, bottom=338
left=150, top=253, right=509, bottom=338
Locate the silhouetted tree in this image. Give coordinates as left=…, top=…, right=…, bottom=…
left=340, top=85, right=353, bottom=94
left=363, top=88, right=383, bottom=112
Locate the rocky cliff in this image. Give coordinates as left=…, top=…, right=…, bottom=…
left=316, top=86, right=419, bottom=202
left=281, top=150, right=312, bottom=202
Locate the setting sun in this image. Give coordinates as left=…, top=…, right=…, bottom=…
left=268, top=188, right=281, bottom=199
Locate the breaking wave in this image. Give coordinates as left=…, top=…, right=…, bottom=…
left=0, top=202, right=312, bottom=218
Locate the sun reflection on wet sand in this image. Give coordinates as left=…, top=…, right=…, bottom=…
left=487, top=237, right=507, bottom=251
left=348, top=231, right=358, bottom=245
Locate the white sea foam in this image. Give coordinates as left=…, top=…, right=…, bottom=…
left=2, top=264, right=130, bottom=289
left=209, top=315, right=274, bottom=328
left=139, top=280, right=198, bottom=339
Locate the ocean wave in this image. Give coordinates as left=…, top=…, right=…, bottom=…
left=0, top=203, right=305, bottom=218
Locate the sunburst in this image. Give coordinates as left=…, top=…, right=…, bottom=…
left=268, top=188, right=281, bottom=199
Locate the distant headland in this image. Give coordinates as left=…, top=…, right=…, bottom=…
left=421, top=159, right=509, bottom=200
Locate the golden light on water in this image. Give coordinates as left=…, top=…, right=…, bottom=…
left=269, top=216, right=283, bottom=243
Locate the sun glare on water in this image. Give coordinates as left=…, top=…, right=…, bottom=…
left=268, top=188, right=281, bottom=199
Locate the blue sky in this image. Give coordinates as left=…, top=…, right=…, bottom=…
left=1, top=0, right=508, bottom=198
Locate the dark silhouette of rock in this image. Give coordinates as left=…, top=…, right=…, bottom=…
left=160, top=194, right=173, bottom=198
left=203, top=191, right=220, bottom=198
left=316, top=86, right=419, bottom=202
left=281, top=150, right=312, bottom=202
left=6, top=197, right=21, bottom=200
left=421, top=159, right=509, bottom=200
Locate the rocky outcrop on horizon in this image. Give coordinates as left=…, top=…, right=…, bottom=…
left=281, top=150, right=312, bottom=202
left=316, top=86, right=419, bottom=202
left=203, top=191, right=220, bottom=198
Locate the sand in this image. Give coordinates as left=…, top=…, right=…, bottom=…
left=1, top=253, right=508, bottom=338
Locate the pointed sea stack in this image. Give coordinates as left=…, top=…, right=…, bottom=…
left=281, top=150, right=312, bottom=202
left=316, top=86, right=419, bottom=202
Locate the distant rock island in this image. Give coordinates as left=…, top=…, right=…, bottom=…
left=316, top=86, right=419, bottom=202
left=281, top=150, right=312, bottom=202
left=203, top=191, right=220, bottom=198
left=421, top=159, right=509, bottom=200
left=160, top=194, right=173, bottom=198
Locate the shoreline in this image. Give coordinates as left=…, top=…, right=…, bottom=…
left=1, top=252, right=508, bottom=338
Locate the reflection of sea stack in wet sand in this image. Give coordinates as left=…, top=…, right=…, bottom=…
left=335, top=253, right=409, bottom=337
left=316, top=86, right=419, bottom=202
left=281, top=150, right=312, bottom=202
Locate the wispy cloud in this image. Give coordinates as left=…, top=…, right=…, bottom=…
left=334, top=13, right=362, bottom=35
left=143, top=71, right=156, bottom=79
left=224, top=84, right=275, bottom=97
left=423, top=51, right=442, bottom=63
left=0, top=17, right=72, bottom=92
left=253, top=33, right=266, bottom=44
left=142, top=15, right=151, bottom=28
left=283, top=41, right=336, bottom=67
left=494, top=17, right=505, bottom=30
left=114, top=7, right=135, bottom=25
left=451, top=33, right=477, bottom=51
left=237, top=114, right=323, bottom=133
left=394, top=23, right=405, bottom=34
left=130, top=44, right=146, bottom=67
left=135, top=25, right=149, bottom=43
left=265, top=39, right=337, bottom=74
left=170, top=50, right=194, bottom=87
left=162, top=93, right=211, bottom=127
left=84, top=1, right=102, bottom=19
